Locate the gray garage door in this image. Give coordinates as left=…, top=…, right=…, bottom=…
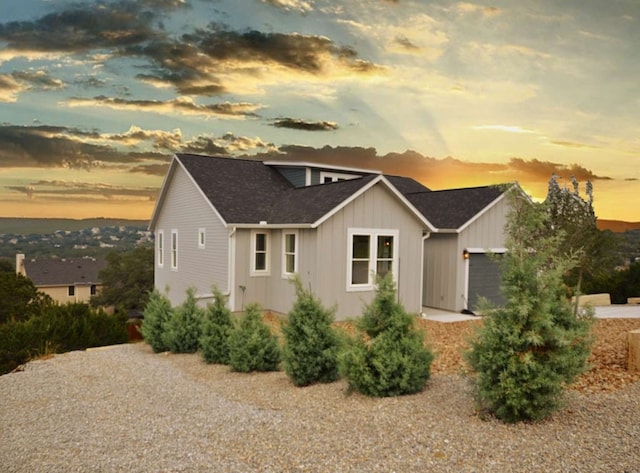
left=468, top=253, right=505, bottom=310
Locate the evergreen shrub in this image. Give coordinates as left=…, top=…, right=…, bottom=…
left=141, top=289, right=174, bottom=353
left=339, top=273, right=433, bottom=397
left=465, top=189, right=594, bottom=423
left=282, top=276, right=340, bottom=386
left=163, top=288, right=204, bottom=354
left=228, top=303, right=281, bottom=372
left=199, top=286, right=233, bottom=364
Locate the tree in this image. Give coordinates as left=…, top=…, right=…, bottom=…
left=0, top=258, right=14, bottom=273
left=228, top=303, right=281, bottom=373
left=0, top=272, right=52, bottom=324
left=91, top=246, right=154, bottom=313
left=163, top=287, right=204, bottom=354
left=546, top=175, right=622, bottom=301
left=339, top=273, right=434, bottom=397
left=199, top=286, right=233, bottom=364
left=282, top=276, right=340, bottom=386
left=465, top=189, right=593, bottom=423
left=141, top=289, right=174, bottom=353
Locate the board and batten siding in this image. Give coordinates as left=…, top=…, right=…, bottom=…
left=422, top=234, right=459, bottom=311
left=154, top=164, right=229, bottom=307
left=313, top=183, right=425, bottom=320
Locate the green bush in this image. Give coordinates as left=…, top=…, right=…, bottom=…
left=163, top=288, right=204, bottom=354
left=282, top=276, right=340, bottom=386
left=228, top=303, right=281, bottom=373
left=465, top=189, right=594, bottom=423
left=0, top=303, right=128, bottom=375
left=199, top=286, right=233, bottom=364
left=141, top=289, right=174, bottom=353
left=339, top=273, right=434, bottom=397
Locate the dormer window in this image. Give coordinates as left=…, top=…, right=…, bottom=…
left=320, top=171, right=359, bottom=183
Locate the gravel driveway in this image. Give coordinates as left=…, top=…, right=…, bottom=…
left=1, top=343, right=639, bottom=472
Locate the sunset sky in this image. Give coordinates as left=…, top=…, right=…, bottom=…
left=0, top=0, right=638, bottom=222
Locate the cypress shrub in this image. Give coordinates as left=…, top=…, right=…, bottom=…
left=141, top=289, right=174, bottom=353
left=465, top=189, right=594, bottom=423
left=163, top=288, right=204, bottom=354
left=282, top=276, right=340, bottom=386
left=228, top=303, right=281, bottom=373
left=339, top=273, right=434, bottom=397
left=199, top=286, right=233, bottom=364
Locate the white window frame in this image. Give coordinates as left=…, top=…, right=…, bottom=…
left=198, top=228, right=206, bottom=249
left=320, top=171, right=358, bottom=183
left=282, top=230, right=298, bottom=278
left=157, top=230, right=164, bottom=268
left=171, top=229, right=178, bottom=271
left=251, top=230, right=270, bottom=276
left=346, top=228, right=399, bottom=292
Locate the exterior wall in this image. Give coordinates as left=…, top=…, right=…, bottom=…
left=423, top=196, right=509, bottom=312
left=153, top=164, right=229, bottom=307
left=37, top=284, right=101, bottom=305
left=313, top=183, right=424, bottom=320
left=276, top=167, right=307, bottom=187
left=422, top=233, right=459, bottom=311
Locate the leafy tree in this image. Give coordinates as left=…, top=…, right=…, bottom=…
left=0, top=258, right=14, bottom=273
left=465, top=189, right=594, bottom=423
left=141, top=289, right=174, bottom=353
left=228, top=303, right=281, bottom=373
left=339, top=273, right=434, bottom=397
left=91, top=246, right=154, bottom=313
left=163, top=288, right=204, bottom=353
left=0, top=272, right=53, bottom=324
left=282, top=276, right=340, bottom=386
left=546, top=175, right=622, bottom=300
left=199, top=286, right=233, bottom=364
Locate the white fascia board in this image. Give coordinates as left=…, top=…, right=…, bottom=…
left=231, top=223, right=313, bottom=229
left=456, top=188, right=509, bottom=234
left=465, top=247, right=507, bottom=254
left=379, top=176, right=438, bottom=232
left=148, top=155, right=178, bottom=231
left=264, top=160, right=382, bottom=175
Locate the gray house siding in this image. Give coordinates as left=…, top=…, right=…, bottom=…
left=423, top=234, right=459, bottom=311
left=154, top=164, right=229, bottom=307
left=313, top=183, right=425, bottom=320
left=276, top=167, right=307, bottom=188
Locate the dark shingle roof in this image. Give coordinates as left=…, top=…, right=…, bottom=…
left=385, top=175, right=431, bottom=194
left=24, top=257, right=106, bottom=286
left=176, top=154, right=293, bottom=224
left=405, top=185, right=506, bottom=230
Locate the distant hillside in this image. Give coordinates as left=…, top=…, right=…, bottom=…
left=597, top=220, right=640, bottom=233
left=0, top=217, right=149, bottom=235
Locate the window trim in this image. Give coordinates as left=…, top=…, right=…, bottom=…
left=198, top=227, right=206, bottom=249
left=282, top=230, right=298, bottom=278
left=251, top=230, right=270, bottom=276
left=320, top=171, right=359, bottom=183
left=171, top=229, right=178, bottom=271
left=346, top=228, right=399, bottom=292
left=68, top=285, right=75, bottom=297
left=157, top=230, right=164, bottom=268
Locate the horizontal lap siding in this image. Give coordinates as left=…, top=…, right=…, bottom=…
left=154, top=165, right=228, bottom=307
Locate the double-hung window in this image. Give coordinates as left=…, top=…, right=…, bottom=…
left=282, top=231, right=298, bottom=277
left=251, top=230, right=270, bottom=276
left=157, top=230, right=164, bottom=267
left=171, top=230, right=178, bottom=270
left=347, top=228, right=398, bottom=291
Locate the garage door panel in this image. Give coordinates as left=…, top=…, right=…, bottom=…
left=469, top=253, right=505, bottom=310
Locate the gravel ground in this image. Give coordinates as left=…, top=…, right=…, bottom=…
left=1, top=339, right=639, bottom=473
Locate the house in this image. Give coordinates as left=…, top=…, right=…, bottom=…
left=149, top=154, right=513, bottom=320
left=15, top=254, right=106, bottom=304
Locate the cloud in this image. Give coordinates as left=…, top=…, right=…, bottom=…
left=63, top=95, right=263, bottom=118
left=7, top=179, right=158, bottom=201
left=454, top=3, right=502, bottom=17
left=11, top=70, right=65, bottom=90
left=181, top=132, right=277, bottom=156
left=259, top=0, right=314, bottom=13
left=272, top=118, right=338, bottom=131
left=0, top=74, right=25, bottom=101
left=549, top=140, right=602, bottom=150
left=472, top=125, right=537, bottom=134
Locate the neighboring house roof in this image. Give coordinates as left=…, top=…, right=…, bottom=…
left=405, top=185, right=508, bottom=231
left=24, top=257, right=106, bottom=286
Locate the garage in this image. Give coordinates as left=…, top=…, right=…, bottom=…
left=466, top=251, right=505, bottom=311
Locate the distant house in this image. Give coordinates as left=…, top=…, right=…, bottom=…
left=149, top=154, right=514, bottom=320
left=16, top=254, right=106, bottom=304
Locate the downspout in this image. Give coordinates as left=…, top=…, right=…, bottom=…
left=419, top=231, right=431, bottom=314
